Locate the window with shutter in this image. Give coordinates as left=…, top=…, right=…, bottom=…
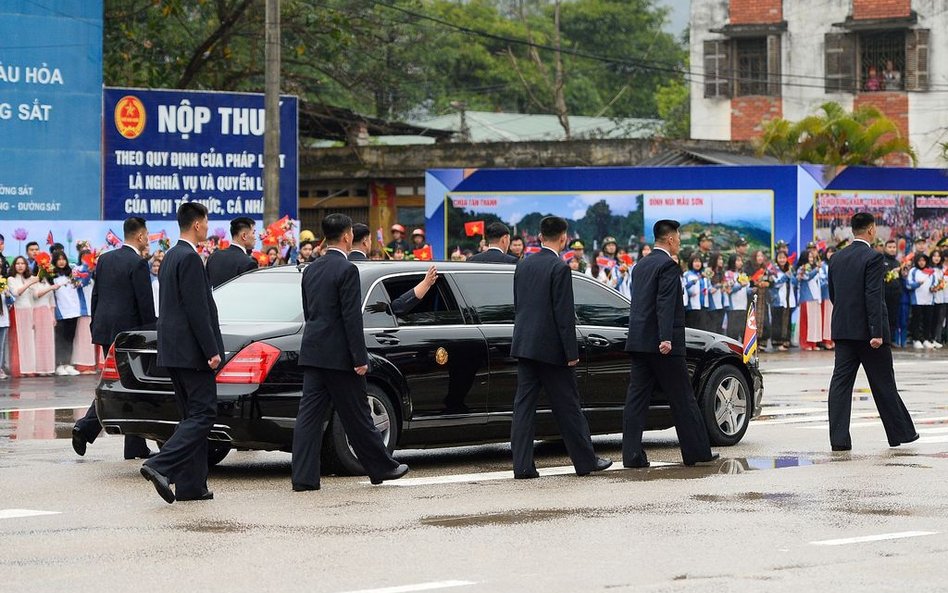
left=905, top=29, right=929, bottom=91
left=825, top=32, right=856, bottom=93
left=703, top=39, right=731, bottom=98
left=767, top=35, right=781, bottom=97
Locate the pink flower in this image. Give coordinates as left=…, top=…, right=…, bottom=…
left=13, top=228, right=27, bottom=241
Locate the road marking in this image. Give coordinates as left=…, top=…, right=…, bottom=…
left=918, top=435, right=948, bottom=444
left=762, top=359, right=948, bottom=375
left=0, top=509, right=61, bottom=520
left=758, top=407, right=829, bottom=417
left=337, top=580, right=477, bottom=593
left=810, top=531, right=938, bottom=546
left=364, top=461, right=677, bottom=487
left=0, top=406, right=86, bottom=414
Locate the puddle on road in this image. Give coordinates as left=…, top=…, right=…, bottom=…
left=421, top=508, right=573, bottom=528
left=605, top=456, right=819, bottom=482
left=0, top=407, right=85, bottom=440
left=178, top=520, right=251, bottom=534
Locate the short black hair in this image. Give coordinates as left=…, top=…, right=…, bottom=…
left=0, top=233, right=4, bottom=241
left=850, top=212, right=875, bottom=235
left=322, top=213, right=352, bottom=242
left=26, top=241, right=38, bottom=250
left=124, top=216, right=147, bottom=238
left=230, top=217, right=255, bottom=238
left=51, top=242, right=65, bottom=254
left=885, top=239, right=897, bottom=246
left=299, top=240, right=315, bottom=250
left=539, top=216, right=568, bottom=239
left=914, top=252, right=929, bottom=268
left=653, top=219, right=681, bottom=242
left=510, top=235, right=524, bottom=244
left=177, top=202, right=208, bottom=231
left=352, top=223, right=371, bottom=243
left=485, top=221, right=511, bottom=242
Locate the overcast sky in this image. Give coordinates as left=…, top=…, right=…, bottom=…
left=657, top=0, right=690, bottom=36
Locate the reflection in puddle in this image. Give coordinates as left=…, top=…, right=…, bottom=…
left=0, top=407, right=85, bottom=441
left=608, top=456, right=818, bottom=482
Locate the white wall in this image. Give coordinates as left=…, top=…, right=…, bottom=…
left=690, top=0, right=732, bottom=140
left=910, top=0, right=948, bottom=168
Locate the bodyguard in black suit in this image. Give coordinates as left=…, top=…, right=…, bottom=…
left=623, top=220, right=716, bottom=467
left=141, top=203, right=225, bottom=504
left=827, top=213, right=918, bottom=451
left=349, top=223, right=371, bottom=261
left=72, top=217, right=156, bottom=460
left=291, top=213, right=408, bottom=491
left=510, top=216, right=611, bottom=479
left=468, top=222, right=519, bottom=264
left=206, top=216, right=258, bottom=288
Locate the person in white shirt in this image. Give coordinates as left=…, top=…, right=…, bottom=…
left=906, top=252, right=936, bottom=349
left=51, top=252, right=80, bottom=375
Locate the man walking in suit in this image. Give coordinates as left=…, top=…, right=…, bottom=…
left=623, top=219, right=717, bottom=468
left=140, top=203, right=224, bottom=503
left=349, top=223, right=372, bottom=261
left=72, top=217, right=156, bottom=460
left=510, top=216, right=611, bottom=479
left=468, top=222, right=518, bottom=263
left=206, top=216, right=258, bottom=288
left=827, top=212, right=919, bottom=451
left=291, top=213, right=408, bottom=491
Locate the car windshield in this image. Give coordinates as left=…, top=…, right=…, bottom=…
left=213, top=271, right=303, bottom=323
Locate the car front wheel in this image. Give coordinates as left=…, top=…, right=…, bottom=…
left=325, top=383, right=399, bottom=476
left=700, top=364, right=751, bottom=446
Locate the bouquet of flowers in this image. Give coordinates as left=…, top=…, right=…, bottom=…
left=0, top=276, right=7, bottom=293
left=933, top=277, right=946, bottom=293
left=737, top=273, right=749, bottom=285
left=34, top=252, right=54, bottom=281
left=884, top=268, right=900, bottom=284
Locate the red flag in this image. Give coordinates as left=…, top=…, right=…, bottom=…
left=742, top=297, right=759, bottom=363
left=751, top=268, right=765, bottom=283
left=148, top=231, right=165, bottom=242
left=251, top=250, right=269, bottom=267
left=464, top=221, right=485, bottom=237
left=620, top=253, right=634, bottom=266
left=46, top=231, right=54, bottom=246
left=816, top=240, right=827, bottom=252
left=105, top=229, right=121, bottom=247
left=412, top=245, right=434, bottom=261
left=524, top=246, right=541, bottom=255
left=561, top=249, right=575, bottom=261
left=596, top=256, right=615, bottom=269
left=787, top=251, right=797, bottom=265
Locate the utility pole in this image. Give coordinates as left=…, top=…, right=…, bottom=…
left=263, top=0, right=281, bottom=226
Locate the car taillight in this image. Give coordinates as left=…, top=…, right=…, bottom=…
left=726, top=341, right=745, bottom=358
left=216, top=342, right=281, bottom=384
left=101, top=344, right=120, bottom=381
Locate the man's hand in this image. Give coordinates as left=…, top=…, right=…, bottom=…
left=208, top=354, right=221, bottom=370
left=354, top=365, right=368, bottom=376
left=413, top=266, right=438, bottom=299
left=567, top=358, right=579, bottom=367
left=870, top=337, right=883, bottom=349
left=659, top=341, right=672, bottom=355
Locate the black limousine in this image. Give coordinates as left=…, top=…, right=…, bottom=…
left=96, top=261, right=763, bottom=473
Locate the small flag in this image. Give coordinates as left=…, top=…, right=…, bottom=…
left=524, top=246, right=541, bottom=255
left=620, top=253, right=634, bottom=266
left=562, top=250, right=575, bottom=261
left=412, top=245, right=434, bottom=261
left=46, top=231, right=54, bottom=246
left=148, top=231, right=165, bottom=242
left=743, top=296, right=759, bottom=363
left=105, top=229, right=121, bottom=247
left=376, top=227, right=384, bottom=244
left=816, top=240, right=827, bottom=252
left=464, top=220, right=485, bottom=237
left=596, top=256, right=615, bottom=269
left=750, top=268, right=765, bottom=283
left=787, top=251, right=797, bottom=265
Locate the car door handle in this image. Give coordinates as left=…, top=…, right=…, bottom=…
left=374, top=334, right=400, bottom=345
left=587, top=335, right=610, bottom=347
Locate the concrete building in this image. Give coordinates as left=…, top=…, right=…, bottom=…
left=690, top=0, right=948, bottom=166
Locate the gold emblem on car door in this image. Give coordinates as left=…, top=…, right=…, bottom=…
left=435, top=347, right=449, bottom=366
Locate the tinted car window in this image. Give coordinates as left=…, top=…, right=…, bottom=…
left=383, top=275, right=464, bottom=326
left=572, top=276, right=630, bottom=327
left=451, top=272, right=515, bottom=324
left=214, top=272, right=303, bottom=323
left=362, top=282, right=396, bottom=329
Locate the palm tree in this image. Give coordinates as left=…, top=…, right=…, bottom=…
left=755, top=102, right=917, bottom=167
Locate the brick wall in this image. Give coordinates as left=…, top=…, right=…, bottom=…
left=731, top=96, right=782, bottom=141
left=852, top=0, right=911, bottom=20
left=853, top=93, right=911, bottom=166
left=729, top=0, right=783, bottom=24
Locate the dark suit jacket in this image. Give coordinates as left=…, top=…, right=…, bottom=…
left=348, top=250, right=368, bottom=262
left=511, top=247, right=577, bottom=365
left=625, top=249, right=687, bottom=356
left=829, top=240, right=889, bottom=343
left=206, top=244, right=256, bottom=288
left=299, top=249, right=367, bottom=370
left=156, top=241, right=224, bottom=369
left=90, top=245, right=157, bottom=347
left=468, top=248, right=518, bottom=264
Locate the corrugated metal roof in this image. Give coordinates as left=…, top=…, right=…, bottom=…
left=412, top=111, right=661, bottom=142
left=638, top=148, right=780, bottom=166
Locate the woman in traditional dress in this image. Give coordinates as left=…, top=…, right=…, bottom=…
left=8, top=256, right=38, bottom=377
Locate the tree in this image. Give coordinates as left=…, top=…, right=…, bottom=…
left=755, top=102, right=917, bottom=167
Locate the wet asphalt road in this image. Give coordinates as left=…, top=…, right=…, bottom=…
left=2, top=350, right=948, bottom=593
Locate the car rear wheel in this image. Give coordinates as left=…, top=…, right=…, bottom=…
left=700, top=364, right=751, bottom=446
left=325, top=383, right=399, bottom=476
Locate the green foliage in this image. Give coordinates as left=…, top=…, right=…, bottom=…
left=755, top=102, right=917, bottom=167
left=654, top=77, right=690, bottom=139
left=104, top=0, right=686, bottom=124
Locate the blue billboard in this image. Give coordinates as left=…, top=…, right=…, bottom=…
left=0, top=1, right=103, bottom=220
left=103, top=87, right=298, bottom=221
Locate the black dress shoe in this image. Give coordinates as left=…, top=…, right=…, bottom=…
left=292, top=483, right=320, bottom=492
left=684, top=452, right=721, bottom=466
left=623, top=452, right=650, bottom=469
left=125, top=449, right=156, bottom=460
left=71, top=427, right=87, bottom=457
left=177, top=490, right=214, bottom=501
left=902, top=433, right=920, bottom=444
left=140, top=465, right=175, bottom=504
left=514, top=470, right=540, bottom=480
left=577, top=457, right=613, bottom=476
left=370, top=463, right=409, bottom=485
left=831, top=444, right=852, bottom=452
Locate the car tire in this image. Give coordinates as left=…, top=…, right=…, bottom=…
left=207, top=442, right=232, bottom=467
left=700, top=364, right=751, bottom=446
left=325, top=383, right=399, bottom=476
